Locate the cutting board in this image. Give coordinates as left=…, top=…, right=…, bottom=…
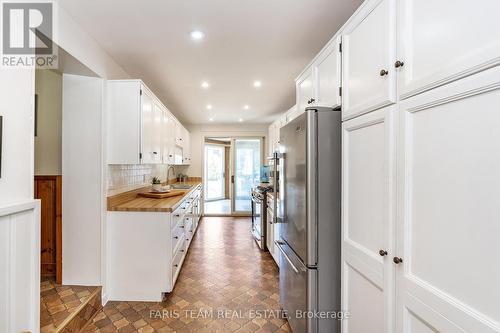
left=137, top=190, right=186, bottom=199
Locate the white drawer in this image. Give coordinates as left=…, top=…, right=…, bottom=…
left=172, top=238, right=186, bottom=282
left=172, top=221, right=185, bottom=253
left=171, top=204, right=187, bottom=228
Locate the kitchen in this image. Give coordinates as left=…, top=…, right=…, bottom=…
left=1, top=0, right=500, bottom=333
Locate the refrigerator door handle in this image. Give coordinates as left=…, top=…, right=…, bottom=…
left=277, top=152, right=286, bottom=224
left=276, top=240, right=305, bottom=274
left=306, top=109, right=318, bottom=266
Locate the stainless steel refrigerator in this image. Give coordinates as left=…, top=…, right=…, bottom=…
left=276, top=106, right=341, bottom=333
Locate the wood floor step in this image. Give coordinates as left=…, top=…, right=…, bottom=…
left=40, top=278, right=102, bottom=333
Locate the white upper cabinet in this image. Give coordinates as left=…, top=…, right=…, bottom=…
left=342, top=0, right=397, bottom=120
left=182, top=127, right=191, bottom=165
left=141, top=101, right=163, bottom=164
left=162, top=111, right=175, bottom=165
left=139, top=89, right=156, bottom=164
left=174, top=121, right=183, bottom=148
left=107, top=79, right=188, bottom=165
left=296, top=69, right=314, bottom=113
left=312, top=35, right=342, bottom=109
left=398, top=0, right=500, bottom=99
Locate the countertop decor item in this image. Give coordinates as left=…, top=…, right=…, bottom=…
left=151, top=176, right=162, bottom=192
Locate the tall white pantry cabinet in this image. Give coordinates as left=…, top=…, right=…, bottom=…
left=339, top=0, right=500, bottom=332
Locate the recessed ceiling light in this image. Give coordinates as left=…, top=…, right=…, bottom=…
left=243, top=105, right=250, bottom=110
left=190, top=30, right=205, bottom=40
left=238, top=118, right=244, bottom=122
left=253, top=81, right=262, bottom=88
left=201, top=81, right=210, bottom=89
left=206, top=104, right=212, bottom=110
left=209, top=117, right=214, bottom=122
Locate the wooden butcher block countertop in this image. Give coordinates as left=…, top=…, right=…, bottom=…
left=107, top=180, right=202, bottom=213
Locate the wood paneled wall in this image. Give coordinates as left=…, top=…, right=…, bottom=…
left=34, top=175, right=62, bottom=283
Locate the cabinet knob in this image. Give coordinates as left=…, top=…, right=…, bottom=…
left=393, top=257, right=403, bottom=264
left=380, top=69, right=389, bottom=76
left=174, top=264, right=178, bottom=267
left=310, top=98, right=315, bottom=104
left=379, top=250, right=388, bottom=257
left=395, top=60, right=405, bottom=68
left=307, top=99, right=311, bottom=104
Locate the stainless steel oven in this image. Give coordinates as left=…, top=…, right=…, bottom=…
left=251, top=189, right=267, bottom=250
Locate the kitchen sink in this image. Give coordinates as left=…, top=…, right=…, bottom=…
left=171, top=184, right=192, bottom=190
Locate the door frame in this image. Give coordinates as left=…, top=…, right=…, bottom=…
left=201, top=135, right=265, bottom=217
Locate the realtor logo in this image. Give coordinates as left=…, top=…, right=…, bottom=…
left=1, top=1, right=57, bottom=68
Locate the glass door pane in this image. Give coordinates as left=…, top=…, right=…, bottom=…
left=232, top=138, right=262, bottom=213
left=204, top=145, right=225, bottom=201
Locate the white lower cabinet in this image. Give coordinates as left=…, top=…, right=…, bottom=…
left=108, top=185, right=203, bottom=302
left=396, top=67, right=500, bottom=333
left=343, top=67, right=500, bottom=332
left=342, top=105, right=396, bottom=333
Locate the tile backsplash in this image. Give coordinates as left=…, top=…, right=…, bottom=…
left=107, top=164, right=169, bottom=195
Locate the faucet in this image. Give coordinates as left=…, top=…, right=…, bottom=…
left=167, top=165, right=175, bottom=183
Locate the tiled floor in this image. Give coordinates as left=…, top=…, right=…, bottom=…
left=84, top=217, right=290, bottom=333
left=40, top=278, right=101, bottom=332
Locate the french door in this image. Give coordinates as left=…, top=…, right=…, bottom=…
left=231, top=138, right=263, bottom=214
left=204, top=145, right=225, bottom=201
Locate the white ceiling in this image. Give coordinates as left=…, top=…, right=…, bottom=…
left=57, top=0, right=363, bottom=125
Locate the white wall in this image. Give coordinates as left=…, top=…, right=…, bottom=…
left=34, top=70, right=63, bottom=175
left=52, top=1, right=129, bottom=80
left=0, top=69, right=35, bottom=205
left=185, top=124, right=269, bottom=177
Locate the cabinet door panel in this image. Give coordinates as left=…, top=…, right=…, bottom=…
left=342, top=0, right=396, bottom=120
left=342, top=106, right=396, bottom=333
left=314, top=35, right=342, bottom=108
left=398, top=0, right=500, bottom=99
left=140, top=89, right=155, bottom=164
left=397, top=67, right=500, bottom=333
left=150, top=103, right=163, bottom=164
left=296, top=70, right=313, bottom=113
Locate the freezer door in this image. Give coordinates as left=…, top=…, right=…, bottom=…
left=277, top=239, right=317, bottom=333
left=278, top=111, right=318, bottom=265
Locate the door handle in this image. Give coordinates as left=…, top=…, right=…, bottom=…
left=393, top=257, right=403, bottom=264
left=231, top=175, right=234, bottom=184
left=275, top=240, right=304, bottom=274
